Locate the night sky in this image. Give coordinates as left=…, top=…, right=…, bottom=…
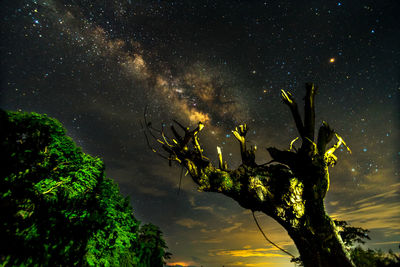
left=1, top=0, right=399, bottom=266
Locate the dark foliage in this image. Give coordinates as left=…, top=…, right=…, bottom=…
left=335, top=220, right=371, bottom=247
left=337, top=221, right=399, bottom=267
left=350, top=246, right=400, bottom=267
left=292, top=220, right=400, bottom=267
left=136, top=224, right=172, bottom=267
left=0, top=110, right=169, bottom=266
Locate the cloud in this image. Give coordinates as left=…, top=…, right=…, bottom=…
left=210, top=248, right=289, bottom=258
left=331, top=187, right=400, bottom=233
left=230, top=262, right=278, bottom=267
left=360, top=168, right=398, bottom=192
left=193, top=206, right=214, bottom=212
left=329, top=201, right=339, bottom=206
left=354, top=186, right=399, bottom=205
left=166, top=262, right=197, bottom=267
left=135, top=184, right=169, bottom=197
left=372, top=241, right=400, bottom=245
left=222, top=222, right=243, bottom=233
left=176, top=218, right=206, bottom=229
left=194, top=238, right=223, bottom=244
left=188, top=196, right=215, bottom=213
left=200, top=228, right=216, bottom=233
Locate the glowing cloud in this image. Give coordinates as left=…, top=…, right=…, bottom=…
left=211, top=248, right=288, bottom=258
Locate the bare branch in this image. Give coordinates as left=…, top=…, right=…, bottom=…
left=232, top=124, right=247, bottom=153
left=232, top=124, right=256, bottom=166
left=172, top=119, right=188, bottom=132
left=170, top=125, right=183, bottom=143
left=281, top=90, right=305, bottom=138
left=325, top=133, right=351, bottom=166
left=304, top=83, right=317, bottom=141
left=217, top=146, right=229, bottom=170
left=266, top=147, right=297, bottom=167
left=289, top=137, right=300, bottom=152
left=141, top=121, right=171, bottom=160
left=317, top=121, right=335, bottom=155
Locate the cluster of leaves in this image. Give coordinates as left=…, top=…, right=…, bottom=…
left=334, top=220, right=371, bottom=247
left=0, top=110, right=170, bottom=266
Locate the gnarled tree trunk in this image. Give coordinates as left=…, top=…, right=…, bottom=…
left=145, top=83, right=354, bottom=267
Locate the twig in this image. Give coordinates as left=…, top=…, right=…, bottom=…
left=178, top=166, right=184, bottom=195
left=252, top=211, right=296, bottom=258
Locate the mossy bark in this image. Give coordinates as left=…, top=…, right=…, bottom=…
left=288, top=206, right=354, bottom=267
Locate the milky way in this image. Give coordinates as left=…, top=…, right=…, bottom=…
left=1, top=1, right=399, bottom=266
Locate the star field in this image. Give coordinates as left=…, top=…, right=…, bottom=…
left=1, top=0, right=399, bottom=266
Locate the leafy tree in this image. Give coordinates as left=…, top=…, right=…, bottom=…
left=337, top=221, right=400, bottom=267
left=335, top=221, right=399, bottom=267
left=144, top=84, right=359, bottom=267
left=292, top=220, right=399, bottom=266
left=0, top=110, right=169, bottom=266
left=350, top=246, right=400, bottom=267
left=334, top=220, right=370, bottom=248
left=135, top=224, right=172, bottom=267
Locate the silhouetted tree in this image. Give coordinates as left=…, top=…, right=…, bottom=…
left=350, top=246, right=400, bottom=267
left=145, top=84, right=356, bottom=267
left=293, top=220, right=399, bottom=266
left=334, top=220, right=370, bottom=248
left=136, top=224, right=171, bottom=267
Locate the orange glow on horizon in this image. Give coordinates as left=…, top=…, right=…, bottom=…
left=167, top=262, right=191, bottom=266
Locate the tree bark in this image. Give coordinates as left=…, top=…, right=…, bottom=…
left=287, top=198, right=353, bottom=267
left=146, top=83, right=354, bottom=267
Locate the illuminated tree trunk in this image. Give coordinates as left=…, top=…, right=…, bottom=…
left=288, top=200, right=354, bottom=267
left=145, top=83, right=354, bottom=267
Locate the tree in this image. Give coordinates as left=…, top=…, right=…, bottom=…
left=293, top=219, right=400, bottom=266
left=135, top=224, right=172, bottom=267
left=334, top=220, right=370, bottom=248
left=350, top=246, right=400, bottom=267
left=336, top=221, right=399, bottom=267
left=145, top=83, right=355, bottom=267
left=0, top=110, right=169, bottom=266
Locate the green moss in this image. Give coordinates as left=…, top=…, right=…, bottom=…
left=275, top=178, right=305, bottom=227
left=249, top=175, right=268, bottom=201
left=220, top=172, right=233, bottom=191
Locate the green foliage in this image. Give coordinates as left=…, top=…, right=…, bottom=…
left=0, top=110, right=170, bottom=266
left=334, top=220, right=370, bottom=247
left=135, top=224, right=172, bottom=267
left=335, top=220, right=399, bottom=267
left=292, top=221, right=400, bottom=267
left=350, top=246, right=400, bottom=267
